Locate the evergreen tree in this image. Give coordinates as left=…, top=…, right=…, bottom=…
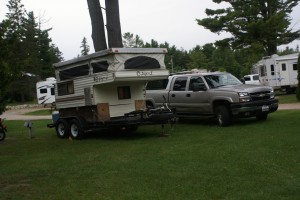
left=1, top=0, right=62, bottom=103
left=122, top=32, right=144, bottom=48
left=187, top=46, right=208, bottom=70
left=212, top=46, right=240, bottom=76
left=197, top=0, right=300, bottom=56
left=80, top=37, right=90, bottom=56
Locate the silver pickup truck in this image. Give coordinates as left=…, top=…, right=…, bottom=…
left=146, top=72, right=279, bottom=126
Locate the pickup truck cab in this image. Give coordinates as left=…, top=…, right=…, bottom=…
left=146, top=72, right=278, bottom=126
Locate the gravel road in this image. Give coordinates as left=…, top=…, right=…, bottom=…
left=1, top=103, right=300, bottom=121
left=0, top=108, right=52, bottom=120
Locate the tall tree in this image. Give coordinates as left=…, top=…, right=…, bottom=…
left=105, top=0, right=123, bottom=48
left=122, top=32, right=144, bottom=48
left=187, top=46, right=208, bottom=70
left=2, top=0, right=62, bottom=103
left=87, top=0, right=107, bottom=51
left=197, top=0, right=300, bottom=56
left=80, top=37, right=90, bottom=55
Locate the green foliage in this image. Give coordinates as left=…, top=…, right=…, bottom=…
left=80, top=37, right=90, bottom=56
left=1, top=111, right=300, bottom=199
left=297, top=53, right=300, bottom=101
left=122, top=32, right=144, bottom=48
left=197, top=0, right=300, bottom=56
left=1, top=0, right=63, bottom=104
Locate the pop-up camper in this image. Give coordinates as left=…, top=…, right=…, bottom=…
left=50, top=48, right=174, bottom=139
left=253, top=53, right=298, bottom=93
left=36, top=77, right=56, bottom=105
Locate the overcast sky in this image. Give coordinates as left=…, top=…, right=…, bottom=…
left=1, top=0, right=300, bottom=60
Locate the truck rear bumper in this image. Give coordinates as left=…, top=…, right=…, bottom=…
left=230, top=98, right=279, bottom=117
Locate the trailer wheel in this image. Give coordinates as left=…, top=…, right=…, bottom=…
left=216, top=105, right=232, bottom=127
left=56, top=119, right=69, bottom=138
left=70, top=119, right=84, bottom=139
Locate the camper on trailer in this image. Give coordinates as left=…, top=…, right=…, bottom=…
left=253, top=53, right=298, bottom=93
left=49, top=48, right=174, bottom=139
left=36, top=77, right=56, bottom=105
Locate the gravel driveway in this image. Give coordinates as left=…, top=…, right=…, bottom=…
left=0, top=108, right=52, bottom=120
left=1, top=103, right=300, bottom=121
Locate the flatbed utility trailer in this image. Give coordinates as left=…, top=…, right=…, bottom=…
left=49, top=48, right=174, bottom=139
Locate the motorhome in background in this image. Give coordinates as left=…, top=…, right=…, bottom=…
left=36, top=77, right=56, bottom=105
left=253, top=53, right=298, bottom=93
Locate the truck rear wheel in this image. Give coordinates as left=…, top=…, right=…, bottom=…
left=70, top=119, right=84, bottom=139
left=216, top=105, right=232, bottom=127
left=56, top=119, right=69, bottom=138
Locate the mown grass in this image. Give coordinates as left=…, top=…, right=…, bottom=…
left=24, top=109, right=52, bottom=116
left=1, top=111, right=300, bottom=199
left=276, top=93, right=299, bottom=104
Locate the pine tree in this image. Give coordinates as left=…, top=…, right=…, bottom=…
left=197, top=0, right=300, bottom=56
left=80, top=37, right=90, bottom=56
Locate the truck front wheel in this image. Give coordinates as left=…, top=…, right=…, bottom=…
left=216, top=105, right=232, bottom=127
left=56, top=119, right=69, bottom=138
left=70, top=119, right=84, bottom=139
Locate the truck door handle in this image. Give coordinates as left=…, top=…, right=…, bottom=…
left=171, top=94, right=175, bottom=97
left=186, top=94, right=191, bottom=97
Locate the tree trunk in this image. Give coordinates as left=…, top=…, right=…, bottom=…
left=105, top=0, right=123, bottom=48
left=87, top=0, right=107, bottom=51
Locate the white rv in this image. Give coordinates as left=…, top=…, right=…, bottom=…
left=253, top=53, right=298, bottom=93
left=50, top=48, right=174, bottom=139
left=36, top=77, right=56, bottom=105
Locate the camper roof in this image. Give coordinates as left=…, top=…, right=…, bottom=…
left=53, top=48, right=167, bottom=69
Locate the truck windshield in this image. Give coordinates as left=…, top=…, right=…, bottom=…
left=204, top=73, right=242, bottom=88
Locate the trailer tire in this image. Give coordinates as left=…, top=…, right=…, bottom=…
left=70, top=119, right=84, bottom=139
left=56, top=119, right=69, bottom=138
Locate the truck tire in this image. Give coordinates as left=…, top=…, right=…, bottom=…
left=70, top=119, right=84, bottom=139
left=216, top=105, right=232, bottom=127
left=256, top=113, right=268, bottom=121
left=56, top=119, right=69, bottom=138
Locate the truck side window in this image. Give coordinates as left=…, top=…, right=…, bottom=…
left=189, top=76, right=205, bottom=91
left=173, top=77, right=187, bottom=91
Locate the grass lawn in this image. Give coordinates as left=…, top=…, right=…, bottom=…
left=24, top=109, right=52, bottom=116
left=1, top=110, right=300, bottom=199
left=277, top=93, right=299, bottom=104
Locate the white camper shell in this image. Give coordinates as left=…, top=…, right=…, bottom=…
left=253, top=53, right=298, bottom=93
left=36, top=77, right=56, bottom=105
left=51, top=48, right=174, bottom=139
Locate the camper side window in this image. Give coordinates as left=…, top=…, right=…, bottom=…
left=293, top=64, right=297, bottom=71
left=92, top=61, right=109, bottom=73
left=40, top=88, right=47, bottom=94
left=118, top=86, right=131, bottom=100
left=57, top=81, right=74, bottom=96
left=270, top=65, right=275, bottom=75
left=51, top=88, right=55, bottom=95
